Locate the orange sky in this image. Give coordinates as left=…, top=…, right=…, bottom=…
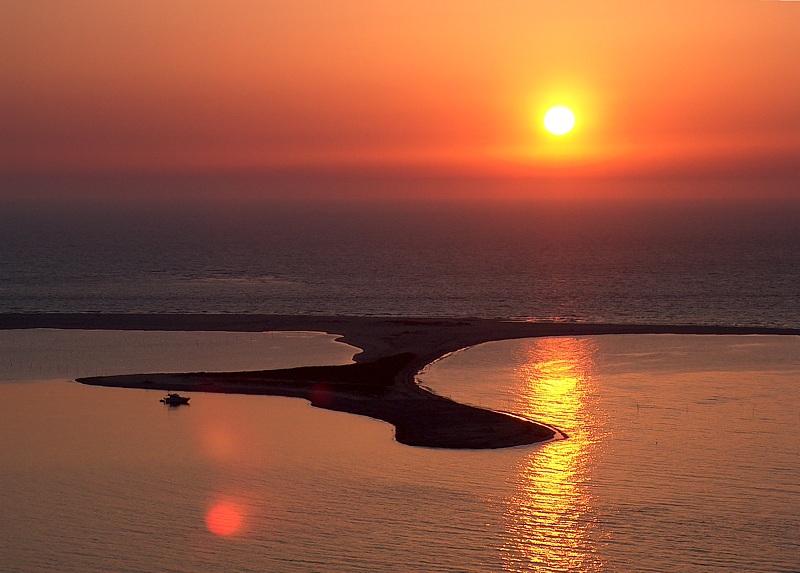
left=2, top=0, right=799, bottom=201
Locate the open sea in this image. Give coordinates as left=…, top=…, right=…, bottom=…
left=1, top=200, right=799, bottom=326
left=1, top=199, right=799, bottom=571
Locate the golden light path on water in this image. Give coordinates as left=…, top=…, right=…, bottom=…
left=3, top=331, right=798, bottom=572
left=501, top=337, right=609, bottom=572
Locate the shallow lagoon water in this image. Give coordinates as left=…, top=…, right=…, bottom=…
left=419, top=334, right=800, bottom=572
left=1, top=331, right=799, bottom=572
left=0, top=329, right=357, bottom=382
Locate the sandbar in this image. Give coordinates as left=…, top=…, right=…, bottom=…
left=3, top=313, right=798, bottom=449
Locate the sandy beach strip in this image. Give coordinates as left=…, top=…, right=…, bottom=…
left=4, top=314, right=799, bottom=449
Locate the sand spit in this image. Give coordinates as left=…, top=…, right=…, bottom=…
left=4, top=314, right=799, bottom=449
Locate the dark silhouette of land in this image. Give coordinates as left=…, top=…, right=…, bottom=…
left=3, top=313, right=798, bottom=448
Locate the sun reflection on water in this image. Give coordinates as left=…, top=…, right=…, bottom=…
left=502, top=337, right=609, bottom=572
left=206, top=499, right=245, bottom=537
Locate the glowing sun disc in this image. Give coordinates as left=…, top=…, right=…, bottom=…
left=543, top=106, right=576, bottom=136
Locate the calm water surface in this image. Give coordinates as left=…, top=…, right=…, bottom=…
left=0, top=329, right=356, bottom=382
left=3, top=201, right=799, bottom=327
left=420, top=335, right=800, bottom=572
left=1, top=331, right=798, bottom=572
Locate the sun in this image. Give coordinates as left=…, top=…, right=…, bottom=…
left=543, top=106, right=576, bottom=136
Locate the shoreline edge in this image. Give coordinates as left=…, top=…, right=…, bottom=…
left=4, top=313, right=799, bottom=449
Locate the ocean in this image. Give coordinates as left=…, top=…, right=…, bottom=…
left=1, top=198, right=799, bottom=571
left=0, top=331, right=797, bottom=572
left=1, top=199, right=799, bottom=326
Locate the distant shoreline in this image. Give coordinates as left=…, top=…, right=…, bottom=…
left=3, top=314, right=799, bottom=449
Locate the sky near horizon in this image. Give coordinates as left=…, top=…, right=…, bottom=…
left=2, top=0, right=799, bottom=202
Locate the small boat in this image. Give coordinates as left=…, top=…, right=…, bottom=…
left=160, top=393, right=190, bottom=406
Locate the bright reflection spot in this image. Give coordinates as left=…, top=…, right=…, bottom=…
left=502, top=337, right=608, bottom=572
left=206, top=501, right=244, bottom=537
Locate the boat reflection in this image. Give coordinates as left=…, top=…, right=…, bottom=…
left=501, top=337, right=608, bottom=572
